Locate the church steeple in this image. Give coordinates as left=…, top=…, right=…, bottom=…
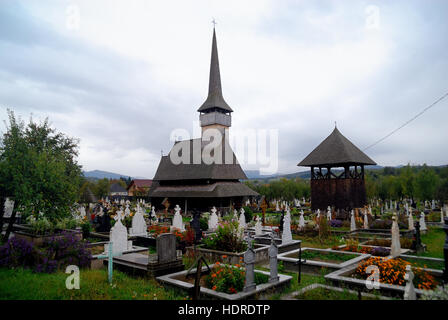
left=197, top=28, right=233, bottom=113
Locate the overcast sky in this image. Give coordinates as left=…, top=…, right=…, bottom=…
left=1, top=0, right=447, bottom=178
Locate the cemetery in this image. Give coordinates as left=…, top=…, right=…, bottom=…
left=0, top=10, right=447, bottom=303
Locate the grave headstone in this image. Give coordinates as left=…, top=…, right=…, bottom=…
left=208, top=206, right=219, bottom=231
left=268, top=234, right=279, bottom=283
left=350, top=210, right=356, bottom=232
left=129, top=204, right=147, bottom=236
left=299, top=210, right=305, bottom=229
left=420, top=212, right=427, bottom=232
left=282, top=208, right=293, bottom=245
left=172, top=204, right=185, bottom=232
left=255, top=215, right=262, bottom=236
left=243, top=237, right=256, bottom=292
left=441, top=208, right=445, bottom=224
left=403, top=265, right=416, bottom=300
left=157, top=233, right=177, bottom=264
left=108, top=212, right=131, bottom=255
left=391, top=213, right=401, bottom=258
left=363, top=210, right=369, bottom=229
left=191, top=211, right=202, bottom=243
left=239, top=207, right=246, bottom=229
left=408, top=210, right=414, bottom=231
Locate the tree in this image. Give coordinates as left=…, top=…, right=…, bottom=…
left=0, top=110, right=82, bottom=222
left=400, top=164, right=415, bottom=199
left=415, top=164, right=439, bottom=201
left=94, top=178, right=110, bottom=198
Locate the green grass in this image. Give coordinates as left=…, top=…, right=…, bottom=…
left=417, top=226, right=445, bottom=258
left=0, top=267, right=186, bottom=300
left=292, top=234, right=344, bottom=249
left=401, top=257, right=445, bottom=270
left=294, top=287, right=380, bottom=300
left=298, top=250, right=358, bottom=262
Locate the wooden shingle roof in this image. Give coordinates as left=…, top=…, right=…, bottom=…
left=153, top=138, right=247, bottom=181
left=197, top=28, right=233, bottom=113
left=298, top=127, right=377, bottom=167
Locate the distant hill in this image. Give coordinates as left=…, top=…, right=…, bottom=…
left=83, top=170, right=134, bottom=180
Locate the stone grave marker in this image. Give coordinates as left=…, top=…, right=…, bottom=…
left=172, top=204, right=185, bottom=232
left=420, top=212, right=427, bottom=232
left=350, top=210, right=356, bottom=231
left=255, top=215, right=262, bottom=236
left=208, top=206, right=219, bottom=231
left=403, top=265, right=416, bottom=300
left=391, top=213, right=401, bottom=258
left=129, top=205, right=147, bottom=236
left=268, top=234, right=279, bottom=283
left=282, top=208, right=293, bottom=245
left=243, top=237, right=256, bottom=292
left=157, top=233, right=177, bottom=264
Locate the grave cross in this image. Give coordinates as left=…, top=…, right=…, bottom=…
left=243, top=235, right=256, bottom=292
left=96, top=241, right=123, bottom=284
left=403, top=265, right=416, bottom=300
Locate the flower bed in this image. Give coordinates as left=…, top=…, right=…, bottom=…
left=353, top=257, right=438, bottom=290
left=156, top=263, right=292, bottom=300
left=325, top=257, right=443, bottom=298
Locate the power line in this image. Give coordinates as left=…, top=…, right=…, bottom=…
left=363, top=90, right=448, bottom=151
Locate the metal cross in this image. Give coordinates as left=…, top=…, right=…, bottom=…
left=212, top=18, right=217, bottom=27
left=96, top=241, right=123, bottom=284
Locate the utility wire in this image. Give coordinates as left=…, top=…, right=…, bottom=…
left=363, top=91, right=448, bottom=151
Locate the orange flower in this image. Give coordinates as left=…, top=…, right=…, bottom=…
left=222, top=255, right=228, bottom=259
left=212, top=285, right=217, bottom=291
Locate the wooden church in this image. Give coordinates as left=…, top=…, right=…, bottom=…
left=148, top=28, right=258, bottom=212
left=298, top=127, right=376, bottom=210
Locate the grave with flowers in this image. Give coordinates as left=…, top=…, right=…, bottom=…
left=157, top=237, right=292, bottom=300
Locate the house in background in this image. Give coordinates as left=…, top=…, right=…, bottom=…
left=127, top=179, right=153, bottom=196
left=109, top=183, right=128, bottom=197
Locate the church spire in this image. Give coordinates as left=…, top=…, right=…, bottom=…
left=197, top=27, right=233, bottom=113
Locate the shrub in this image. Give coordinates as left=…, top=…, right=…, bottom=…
left=201, top=221, right=247, bottom=253
left=317, top=216, right=331, bottom=239
left=204, top=260, right=245, bottom=294
left=0, top=237, right=36, bottom=268
left=421, top=286, right=448, bottom=300
left=242, top=206, right=253, bottom=223
left=199, top=218, right=209, bottom=231
left=41, top=231, right=91, bottom=271
left=27, top=216, right=54, bottom=235
left=330, top=219, right=343, bottom=228
left=204, top=257, right=269, bottom=294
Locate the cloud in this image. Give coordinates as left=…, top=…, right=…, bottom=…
left=1, top=0, right=447, bottom=178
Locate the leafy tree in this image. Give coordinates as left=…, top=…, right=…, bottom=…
left=415, top=164, right=440, bottom=200
left=0, top=110, right=82, bottom=222
left=94, top=178, right=110, bottom=198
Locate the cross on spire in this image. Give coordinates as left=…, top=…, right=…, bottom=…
left=212, top=18, right=217, bottom=28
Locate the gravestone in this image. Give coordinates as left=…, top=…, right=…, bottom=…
left=316, top=209, right=320, bottom=219
left=391, top=213, right=401, bottom=258
left=233, top=209, right=238, bottom=220
left=239, top=207, right=246, bottom=229
left=414, top=221, right=423, bottom=253
left=326, top=207, right=332, bottom=221
left=363, top=210, right=369, bottom=229
left=208, top=206, right=219, bottom=231
left=191, top=211, right=202, bottom=243
left=108, top=212, right=131, bottom=255
left=3, top=198, right=14, bottom=218
left=172, top=204, right=185, bottom=232
left=124, top=204, right=131, bottom=217
left=441, top=208, right=445, bottom=224
left=275, top=201, right=280, bottom=212
left=129, top=205, right=147, bottom=236
left=282, top=208, right=293, bottom=245
left=268, top=234, right=279, bottom=283
left=350, top=210, right=356, bottom=232
left=243, top=237, right=256, bottom=292
left=157, top=233, right=177, bottom=264
left=420, top=212, right=427, bottom=232
left=299, top=210, right=305, bottom=229
left=255, top=215, right=262, bottom=236
left=403, top=265, right=416, bottom=300
left=408, top=210, right=414, bottom=231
